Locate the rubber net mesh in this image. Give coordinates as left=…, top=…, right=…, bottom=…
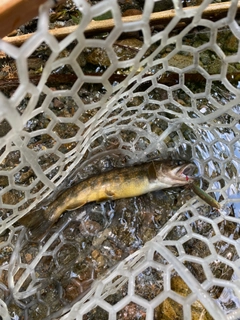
left=0, top=0, right=240, bottom=319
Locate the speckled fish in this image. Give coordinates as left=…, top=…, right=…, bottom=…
left=19, top=160, right=196, bottom=239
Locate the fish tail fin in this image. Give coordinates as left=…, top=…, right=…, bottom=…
left=18, top=207, right=55, bottom=240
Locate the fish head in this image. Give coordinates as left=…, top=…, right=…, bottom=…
left=155, top=161, right=197, bottom=188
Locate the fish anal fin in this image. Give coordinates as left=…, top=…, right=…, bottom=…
left=66, top=202, right=86, bottom=211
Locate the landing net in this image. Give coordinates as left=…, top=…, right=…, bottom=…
left=0, top=0, right=240, bottom=319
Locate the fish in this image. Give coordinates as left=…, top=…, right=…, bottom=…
left=19, top=160, right=196, bottom=239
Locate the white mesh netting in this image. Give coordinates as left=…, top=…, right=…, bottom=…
left=0, top=0, right=240, bottom=319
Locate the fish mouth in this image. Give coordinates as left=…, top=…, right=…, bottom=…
left=176, top=163, right=197, bottom=182
left=168, top=162, right=197, bottom=184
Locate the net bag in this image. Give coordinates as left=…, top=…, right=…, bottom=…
left=0, top=0, right=240, bottom=319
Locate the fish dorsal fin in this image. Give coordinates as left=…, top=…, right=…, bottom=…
left=148, top=161, right=157, bottom=182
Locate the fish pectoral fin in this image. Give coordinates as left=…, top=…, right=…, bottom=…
left=148, top=161, right=157, bottom=182
left=96, top=189, right=116, bottom=203
left=105, top=188, right=115, bottom=198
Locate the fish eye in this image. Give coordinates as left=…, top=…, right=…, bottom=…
left=175, top=160, right=184, bottom=166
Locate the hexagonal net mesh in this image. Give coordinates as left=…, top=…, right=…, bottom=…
left=0, top=0, right=240, bottom=319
